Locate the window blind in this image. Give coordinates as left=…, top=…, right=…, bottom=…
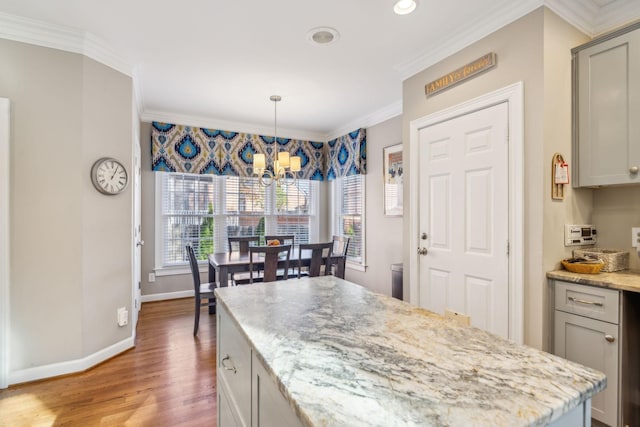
left=338, top=175, right=364, bottom=263
left=159, top=173, right=215, bottom=264
left=157, top=173, right=318, bottom=268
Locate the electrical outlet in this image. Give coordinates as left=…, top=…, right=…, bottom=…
left=148, top=272, right=156, bottom=282
left=117, top=307, right=128, bottom=327
left=632, top=227, right=640, bottom=248
left=444, top=309, right=471, bottom=326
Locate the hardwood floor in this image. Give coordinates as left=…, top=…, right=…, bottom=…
left=0, top=298, right=218, bottom=426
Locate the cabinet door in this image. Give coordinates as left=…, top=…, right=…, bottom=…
left=555, top=311, right=618, bottom=427
left=251, top=352, right=302, bottom=427
left=218, top=307, right=252, bottom=426
left=219, top=383, right=241, bottom=427
left=575, top=27, right=640, bottom=186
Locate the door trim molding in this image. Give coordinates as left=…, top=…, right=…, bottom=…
left=408, top=82, right=524, bottom=344
left=0, top=98, right=10, bottom=388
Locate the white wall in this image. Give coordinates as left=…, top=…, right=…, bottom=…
left=0, top=38, right=133, bottom=381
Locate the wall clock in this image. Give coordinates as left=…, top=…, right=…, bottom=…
left=91, top=157, right=129, bottom=195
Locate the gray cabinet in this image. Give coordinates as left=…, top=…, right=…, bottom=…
left=553, top=281, right=620, bottom=426
left=217, top=305, right=303, bottom=427
left=572, top=22, right=640, bottom=187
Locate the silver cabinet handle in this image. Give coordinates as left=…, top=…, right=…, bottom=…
left=630, top=166, right=639, bottom=174
left=605, top=334, right=615, bottom=343
left=567, top=296, right=603, bottom=307
left=221, top=355, right=237, bottom=373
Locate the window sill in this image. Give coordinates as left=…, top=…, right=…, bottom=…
left=346, top=261, right=366, bottom=272
left=154, top=262, right=207, bottom=277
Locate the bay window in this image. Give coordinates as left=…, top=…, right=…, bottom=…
left=155, top=172, right=318, bottom=272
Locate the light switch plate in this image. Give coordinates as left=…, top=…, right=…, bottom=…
left=632, top=227, right=640, bottom=248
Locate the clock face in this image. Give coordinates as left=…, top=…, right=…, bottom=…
left=91, top=158, right=128, bottom=195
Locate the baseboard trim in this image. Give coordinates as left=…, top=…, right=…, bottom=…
left=141, top=290, right=194, bottom=303
left=9, top=336, right=134, bottom=386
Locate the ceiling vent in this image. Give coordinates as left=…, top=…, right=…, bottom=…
left=306, top=27, right=340, bottom=45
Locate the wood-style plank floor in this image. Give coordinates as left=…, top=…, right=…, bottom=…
left=0, top=298, right=217, bottom=426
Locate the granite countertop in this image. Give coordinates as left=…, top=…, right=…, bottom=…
left=547, top=269, right=640, bottom=293
left=215, top=276, right=605, bottom=427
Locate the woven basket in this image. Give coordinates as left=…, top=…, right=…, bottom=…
left=561, top=259, right=604, bottom=274
left=572, top=248, right=629, bottom=272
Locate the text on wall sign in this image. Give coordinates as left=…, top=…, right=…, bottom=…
left=425, top=53, right=497, bottom=97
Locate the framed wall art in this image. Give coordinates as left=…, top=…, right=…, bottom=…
left=383, top=143, right=403, bottom=216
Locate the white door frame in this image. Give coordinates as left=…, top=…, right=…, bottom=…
left=131, top=109, right=142, bottom=337
left=409, top=82, right=524, bottom=344
left=1, top=98, right=10, bottom=388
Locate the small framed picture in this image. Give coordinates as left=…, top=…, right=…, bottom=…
left=383, top=143, right=403, bottom=216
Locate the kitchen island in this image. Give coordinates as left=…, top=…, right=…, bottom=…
left=215, top=276, right=605, bottom=427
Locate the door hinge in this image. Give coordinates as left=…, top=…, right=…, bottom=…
left=506, top=240, right=510, bottom=256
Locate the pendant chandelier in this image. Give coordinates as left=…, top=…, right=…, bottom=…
left=253, top=95, right=301, bottom=186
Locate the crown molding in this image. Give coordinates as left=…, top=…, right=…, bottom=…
left=395, top=0, right=543, bottom=80
left=593, top=0, right=640, bottom=34
left=0, top=12, right=131, bottom=77
left=545, top=0, right=599, bottom=35
left=326, top=100, right=402, bottom=142
left=140, top=109, right=328, bottom=142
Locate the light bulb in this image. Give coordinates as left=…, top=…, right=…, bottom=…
left=254, top=153, right=266, bottom=170
left=394, top=0, right=417, bottom=15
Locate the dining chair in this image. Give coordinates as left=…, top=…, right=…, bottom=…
left=227, top=236, right=260, bottom=284
left=297, top=242, right=333, bottom=278
left=248, top=245, right=292, bottom=283
left=264, top=235, right=295, bottom=246
left=186, top=244, right=218, bottom=336
left=228, top=236, right=260, bottom=253
left=331, top=235, right=350, bottom=279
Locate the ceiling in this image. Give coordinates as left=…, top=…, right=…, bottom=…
left=0, top=0, right=638, bottom=140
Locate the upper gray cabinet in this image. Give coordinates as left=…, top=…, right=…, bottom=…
left=573, top=22, right=640, bottom=187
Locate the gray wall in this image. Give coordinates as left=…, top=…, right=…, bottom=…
left=592, top=187, right=640, bottom=270
left=401, top=7, right=593, bottom=349
left=1, top=38, right=133, bottom=373
left=344, top=115, right=403, bottom=296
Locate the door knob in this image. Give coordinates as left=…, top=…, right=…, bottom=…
left=630, top=166, right=639, bottom=174
left=605, top=334, right=615, bottom=343
left=417, top=247, right=428, bottom=256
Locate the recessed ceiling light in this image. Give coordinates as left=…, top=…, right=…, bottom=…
left=306, top=27, right=340, bottom=45
left=394, top=0, right=417, bottom=15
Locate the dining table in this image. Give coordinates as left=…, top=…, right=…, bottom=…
left=208, top=247, right=345, bottom=288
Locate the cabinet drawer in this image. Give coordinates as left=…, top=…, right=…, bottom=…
left=218, top=306, right=251, bottom=426
left=554, top=281, right=619, bottom=324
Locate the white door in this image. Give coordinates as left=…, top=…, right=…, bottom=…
left=132, top=137, right=142, bottom=331
left=418, top=102, right=509, bottom=338
left=0, top=98, right=10, bottom=389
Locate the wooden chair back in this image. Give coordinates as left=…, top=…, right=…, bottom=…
left=298, top=242, right=333, bottom=278
left=186, top=244, right=217, bottom=335
left=228, top=236, right=260, bottom=253
left=331, top=235, right=350, bottom=279
left=249, top=245, right=292, bottom=283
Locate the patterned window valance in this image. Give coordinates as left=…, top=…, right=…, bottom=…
left=325, top=128, right=367, bottom=181
left=151, top=122, right=326, bottom=180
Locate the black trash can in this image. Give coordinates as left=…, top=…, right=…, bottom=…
left=391, top=263, right=403, bottom=300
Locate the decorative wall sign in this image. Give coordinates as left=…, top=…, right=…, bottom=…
left=425, top=53, right=497, bottom=97
left=383, top=143, right=403, bottom=216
